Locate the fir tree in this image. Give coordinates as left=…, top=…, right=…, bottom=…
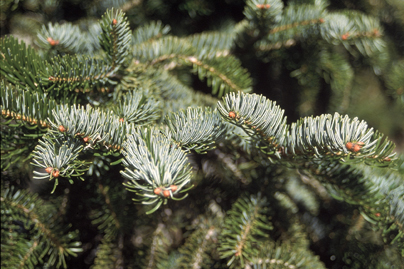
left=1, top=0, right=403, bottom=268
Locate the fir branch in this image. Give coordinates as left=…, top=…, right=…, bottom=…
left=1, top=218, right=41, bottom=268
left=86, top=21, right=103, bottom=53
left=133, top=36, right=194, bottom=64
left=186, top=55, right=253, bottom=97
left=219, top=193, right=273, bottom=267
left=285, top=175, right=319, bottom=216
left=31, top=134, right=89, bottom=192
left=111, top=89, right=160, bottom=125
left=126, top=64, right=217, bottom=114
left=1, top=186, right=82, bottom=268
left=91, top=184, right=121, bottom=239
left=47, top=103, right=134, bottom=150
left=92, top=236, right=122, bottom=269
left=265, top=3, right=326, bottom=41
left=177, top=224, right=219, bottom=269
left=144, top=223, right=169, bottom=269
left=1, top=81, right=56, bottom=128
left=36, top=22, right=89, bottom=54
left=317, top=49, right=353, bottom=112
left=187, top=31, right=235, bottom=59
left=132, top=20, right=171, bottom=45
left=217, top=92, right=287, bottom=158
left=163, top=107, right=227, bottom=154
left=41, top=55, right=116, bottom=93
left=286, top=113, right=396, bottom=164
left=250, top=241, right=325, bottom=269
left=255, top=38, right=296, bottom=52
left=133, top=35, right=251, bottom=97
left=121, top=127, right=193, bottom=214
left=385, top=60, right=404, bottom=109
left=343, top=11, right=384, bottom=56
left=100, top=8, right=132, bottom=68
left=320, top=12, right=384, bottom=57
left=1, top=82, right=55, bottom=169
left=1, top=89, right=50, bottom=172
left=244, top=0, right=284, bottom=31
left=320, top=163, right=404, bottom=230
left=218, top=92, right=396, bottom=164
left=128, top=64, right=195, bottom=103
left=0, top=36, right=49, bottom=92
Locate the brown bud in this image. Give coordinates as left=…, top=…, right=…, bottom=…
left=45, top=167, right=53, bottom=174
left=163, top=190, right=170, bottom=197
left=154, top=188, right=161, bottom=195
left=353, top=144, right=361, bottom=152
left=170, top=185, right=178, bottom=192
left=58, top=125, right=66, bottom=132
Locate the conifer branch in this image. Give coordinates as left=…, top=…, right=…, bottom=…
left=132, top=34, right=252, bottom=97
left=287, top=113, right=396, bottom=164
left=132, top=20, right=171, bottom=45
left=144, top=223, right=169, bottom=269
left=218, top=92, right=396, bottom=164
left=265, top=2, right=325, bottom=41
left=121, top=127, right=193, bottom=214
left=187, top=31, right=235, bottom=59
left=218, top=92, right=287, bottom=158
left=163, top=107, right=227, bottom=154
left=91, top=237, right=121, bottom=269
left=385, top=60, right=404, bottom=109
left=1, top=82, right=54, bottom=128
left=91, top=184, right=121, bottom=236
left=317, top=163, right=404, bottom=229
left=244, top=0, right=284, bottom=31
left=178, top=223, right=219, bottom=269
left=100, top=8, right=132, bottom=68
left=186, top=56, right=252, bottom=97
left=0, top=36, right=49, bottom=92
left=1, top=186, right=82, bottom=268
left=219, top=193, right=273, bottom=267
left=47, top=103, right=130, bottom=150
left=133, top=36, right=194, bottom=64
left=42, top=55, right=117, bottom=93
left=36, top=22, right=89, bottom=54
left=250, top=241, right=325, bottom=269
left=111, top=89, right=160, bottom=125
left=31, top=134, right=89, bottom=191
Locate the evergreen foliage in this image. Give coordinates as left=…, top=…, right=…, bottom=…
left=1, top=0, right=403, bottom=268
